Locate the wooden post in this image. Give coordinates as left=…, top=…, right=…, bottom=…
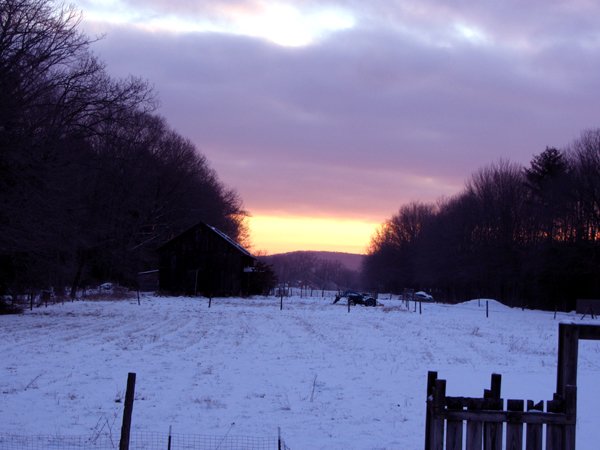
left=278, top=426, right=282, bottom=450
left=208, top=296, right=212, bottom=308
left=556, top=323, right=579, bottom=398
left=546, top=397, right=563, bottom=450
left=486, top=300, right=489, bottom=318
left=490, top=373, right=501, bottom=398
left=280, top=292, right=283, bottom=311
left=505, top=400, right=524, bottom=450
left=564, top=385, right=577, bottom=450
left=419, top=300, right=422, bottom=315
left=432, top=378, right=446, bottom=450
left=119, top=372, right=136, bottom=450
left=424, top=371, right=438, bottom=450
left=484, top=374, right=502, bottom=450
left=167, top=425, right=172, bottom=450
left=466, top=400, right=483, bottom=450
left=347, top=298, right=351, bottom=313
left=525, top=400, right=542, bottom=450
left=445, top=398, right=463, bottom=450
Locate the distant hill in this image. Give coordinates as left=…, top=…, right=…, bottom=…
left=264, top=250, right=365, bottom=272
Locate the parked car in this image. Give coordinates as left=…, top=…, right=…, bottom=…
left=415, top=291, right=434, bottom=301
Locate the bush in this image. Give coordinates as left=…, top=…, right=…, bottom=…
left=0, top=297, right=23, bottom=315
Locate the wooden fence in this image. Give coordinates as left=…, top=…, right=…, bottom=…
left=425, top=323, right=600, bottom=450
left=424, top=371, right=576, bottom=450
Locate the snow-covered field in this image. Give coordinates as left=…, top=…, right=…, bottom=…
left=1, top=295, right=599, bottom=449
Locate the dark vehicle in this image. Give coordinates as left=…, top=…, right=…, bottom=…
left=333, top=290, right=378, bottom=307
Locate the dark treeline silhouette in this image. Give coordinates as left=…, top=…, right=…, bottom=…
left=363, top=133, right=600, bottom=310
left=0, top=0, right=246, bottom=300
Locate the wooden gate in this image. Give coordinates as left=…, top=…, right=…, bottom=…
left=424, top=371, right=576, bottom=450
left=424, top=323, right=600, bottom=450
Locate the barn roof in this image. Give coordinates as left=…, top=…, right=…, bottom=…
left=206, top=224, right=254, bottom=258
left=159, top=222, right=254, bottom=259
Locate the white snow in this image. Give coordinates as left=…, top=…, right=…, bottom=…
left=1, top=295, right=599, bottom=449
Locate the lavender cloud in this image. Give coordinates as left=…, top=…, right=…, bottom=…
left=77, top=1, right=600, bottom=221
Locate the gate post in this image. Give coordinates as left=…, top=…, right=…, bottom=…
left=556, top=323, right=579, bottom=398
left=431, top=379, right=446, bottom=450
left=564, top=385, right=577, bottom=450
left=424, top=371, right=437, bottom=450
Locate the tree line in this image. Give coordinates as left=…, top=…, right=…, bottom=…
left=363, top=133, right=600, bottom=310
left=0, top=0, right=246, bottom=301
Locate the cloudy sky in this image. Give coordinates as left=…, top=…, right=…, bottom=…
left=72, top=0, right=600, bottom=254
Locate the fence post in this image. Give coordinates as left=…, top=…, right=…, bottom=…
left=445, top=398, right=463, bottom=450
left=505, top=399, right=524, bottom=450
left=525, top=400, right=543, bottom=450
left=424, top=371, right=438, bottom=450
left=432, top=379, right=446, bottom=450
left=466, top=399, right=483, bottom=450
left=556, top=323, right=579, bottom=398
left=564, top=385, right=577, bottom=450
left=546, top=395, right=564, bottom=450
left=278, top=426, right=282, bottom=450
left=484, top=374, right=502, bottom=450
left=119, top=372, right=136, bottom=450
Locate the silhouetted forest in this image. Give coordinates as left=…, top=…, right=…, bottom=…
left=0, top=0, right=246, bottom=299
left=363, top=139, right=600, bottom=310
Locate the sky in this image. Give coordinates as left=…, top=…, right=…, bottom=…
left=71, top=0, right=600, bottom=254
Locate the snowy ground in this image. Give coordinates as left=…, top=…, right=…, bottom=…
left=1, top=295, right=599, bottom=449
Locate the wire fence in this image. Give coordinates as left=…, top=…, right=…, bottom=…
left=0, top=431, right=288, bottom=450
left=131, top=431, right=283, bottom=450
left=0, top=434, right=115, bottom=450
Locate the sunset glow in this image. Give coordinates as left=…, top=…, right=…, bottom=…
left=78, top=1, right=354, bottom=47
left=248, top=215, right=378, bottom=255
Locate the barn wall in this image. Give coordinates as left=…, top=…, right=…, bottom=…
left=158, top=224, right=254, bottom=296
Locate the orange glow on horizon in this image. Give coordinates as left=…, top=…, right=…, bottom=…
left=248, top=215, right=378, bottom=255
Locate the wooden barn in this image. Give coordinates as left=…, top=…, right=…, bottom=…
left=158, top=222, right=257, bottom=297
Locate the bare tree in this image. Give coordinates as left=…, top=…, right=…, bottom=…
left=364, top=202, right=435, bottom=292
left=0, top=0, right=247, bottom=298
